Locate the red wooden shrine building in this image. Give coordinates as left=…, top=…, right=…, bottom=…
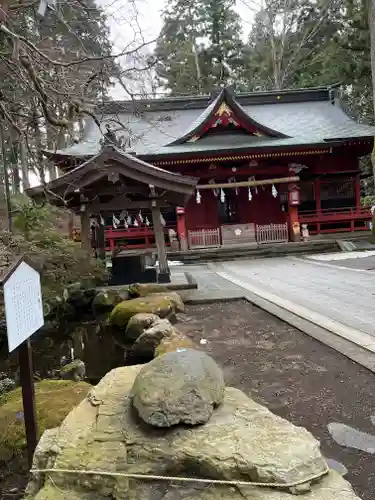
left=44, top=85, right=375, bottom=250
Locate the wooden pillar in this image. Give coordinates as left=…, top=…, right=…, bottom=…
left=315, top=178, right=321, bottom=215
left=95, top=216, right=106, bottom=261
left=80, top=210, right=91, bottom=256
left=176, top=207, right=188, bottom=251
left=288, top=206, right=300, bottom=242
left=355, top=174, right=361, bottom=211
left=151, top=205, right=170, bottom=282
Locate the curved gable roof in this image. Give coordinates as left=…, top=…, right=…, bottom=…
left=166, top=87, right=288, bottom=146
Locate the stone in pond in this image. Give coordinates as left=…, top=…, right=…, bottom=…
left=109, top=295, right=175, bottom=327
left=154, top=331, right=196, bottom=357
left=128, top=283, right=168, bottom=298
left=131, top=349, right=225, bottom=427
left=130, top=318, right=175, bottom=362
left=125, top=313, right=159, bottom=342
left=60, top=359, right=86, bottom=381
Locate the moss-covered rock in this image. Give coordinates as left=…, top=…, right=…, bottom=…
left=124, top=313, right=159, bottom=342
left=109, top=295, right=176, bottom=327
left=155, top=331, right=197, bottom=357
left=26, top=367, right=355, bottom=500
left=92, top=290, right=124, bottom=312
left=60, top=359, right=86, bottom=381
left=131, top=350, right=225, bottom=427
left=131, top=319, right=175, bottom=362
left=0, top=379, right=90, bottom=462
left=152, top=291, right=184, bottom=313
left=128, top=283, right=168, bottom=298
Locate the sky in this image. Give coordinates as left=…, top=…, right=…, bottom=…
left=98, top=0, right=258, bottom=99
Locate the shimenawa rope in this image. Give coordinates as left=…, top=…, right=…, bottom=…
left=31, top=466, right=330, bottom=489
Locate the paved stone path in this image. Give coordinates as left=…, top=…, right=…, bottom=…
left=182, top=264, right=246, bottom=301
left=214, top=257, right=375, bottom=336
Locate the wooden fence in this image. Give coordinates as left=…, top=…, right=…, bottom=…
left=188, top=228, right=221, bottom=249
left=256, top=223, right=289, bottom=244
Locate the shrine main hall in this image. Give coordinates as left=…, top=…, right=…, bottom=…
left=41, top=85, right=375, bottom=250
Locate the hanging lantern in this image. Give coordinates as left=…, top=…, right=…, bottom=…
left=196, top=189, right=201, bottom=204
left=248, top=187, right=252, bottom=201
left=220, top=189, right=225, bottom=203
left=145, top=217, right=150, bottom=226
left=272, top=184, right=278, bottom=198
left=288, top=185, right=301, bottom=206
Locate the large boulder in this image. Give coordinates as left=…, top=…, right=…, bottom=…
left=109, top=294, right=178, bottom=327
left=131, top=349, right=225, bottom=427
left=125, top=313, right=159, bottom=342
left=25, top=366, right=361, bottom=500
left=130, top=319, right=175, bottom=362
left=154, top=331, right=197, bottom=357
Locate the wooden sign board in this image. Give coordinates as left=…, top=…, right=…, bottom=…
left=0, top=255, right=43, bottom=468
left=2, top=258, right=44, bottom=352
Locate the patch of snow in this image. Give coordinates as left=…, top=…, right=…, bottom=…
left=156, top=260, right=184, bottom=267
left=308, top=250, right=375, bottom=262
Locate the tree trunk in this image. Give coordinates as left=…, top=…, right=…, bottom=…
left=369, top=0, right=375, bottom=189
left=19, top=136, right=30, bottom=190
left=32, top=105, right=46, bottom=184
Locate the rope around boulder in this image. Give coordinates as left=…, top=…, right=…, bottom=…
left=31, top=466, right=330, bottom=489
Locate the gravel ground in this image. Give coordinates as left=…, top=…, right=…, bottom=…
left=178, top=300, right=375, bottom=500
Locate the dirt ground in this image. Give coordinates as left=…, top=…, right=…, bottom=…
left=178, top=300, right=375, bottom=500
left=2, top=299, right=375, bottom=500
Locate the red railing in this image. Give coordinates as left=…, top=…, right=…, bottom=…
left=299, top=207, right=372, bottom=223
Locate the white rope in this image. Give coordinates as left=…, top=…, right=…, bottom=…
left=31, top=467, right=329, bottom=489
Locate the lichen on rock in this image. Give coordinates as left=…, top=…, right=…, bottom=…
left=154, top=331, right=196, bottom=357
left=125, top=313, right=160, bottom=342
left=60, top=359, right=86, bottom=381
left=109, top=294, right=180, bottom=327
left=24, top=365, right=361, bottom=500
left=131, top=349, right=225, bottom=427
left=130, top=318, right=176, bottom=362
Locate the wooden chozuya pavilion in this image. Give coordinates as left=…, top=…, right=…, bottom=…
left=26, top=144, right=198, bottom=281
left=32, top=84, right=375, bottom=251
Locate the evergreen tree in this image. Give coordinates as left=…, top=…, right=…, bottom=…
left=155, top=0, right=245, bottom=95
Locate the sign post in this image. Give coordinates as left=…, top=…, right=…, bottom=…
left=0, top=255, right=44, bottom=468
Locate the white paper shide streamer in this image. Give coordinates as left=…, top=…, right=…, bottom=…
left=272, top=184, right=278, bottom=198
left=220, top=189, right=225, bottom=203
left=248, top=187, right=252, bottom=201
left=196, top=189, right=201, bottom=204
left=112, top=214, right=120, bottom=229
left=160, top=213, right=166, bottom=227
